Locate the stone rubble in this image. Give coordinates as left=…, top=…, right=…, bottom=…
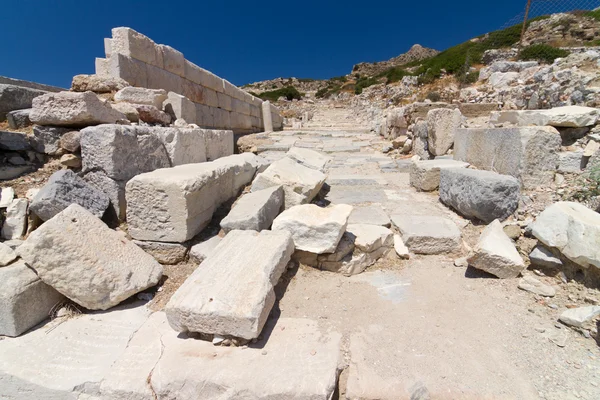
left=220, top=185, right=284, bottom=233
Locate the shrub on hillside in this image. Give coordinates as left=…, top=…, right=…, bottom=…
left=426, top=91, right=441, bottom=102
left=355, top=76, right=381, bottom=94
left=257, top=86, right=303, bottom=102
left=378, top=67, right=412, bottom=84
left=518, top=44, right=569, bottom=64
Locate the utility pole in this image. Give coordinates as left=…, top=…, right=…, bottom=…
left=520, top=0, right=533, bottom=47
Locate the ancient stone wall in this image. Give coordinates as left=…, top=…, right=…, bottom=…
left=95, top=27, right=282, bottom=134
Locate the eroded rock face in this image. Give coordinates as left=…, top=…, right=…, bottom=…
left=165, top=230, right=294, bottom=339
left=531, top=202, right=600, bottom=270
left=17, top=204, right=163, bottom=310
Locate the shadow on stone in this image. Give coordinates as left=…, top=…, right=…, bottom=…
left=464, top=266, right=497, bottom=279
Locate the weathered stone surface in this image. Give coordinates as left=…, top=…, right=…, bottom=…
left=136, top=104, right=171, bottom=125
left=348, top=205, right=391, bottom=227
left=1, top=199, right=28, bottom=240
left=30, top=170, right=110, bottom=221
left=347, top=224, right=393, bottom=253
left=30, top=91, right=126, bottom=127
left=71, top=74, right=129, bottom=93
left=221, top=185, right=284, bottom=233
left=251, top=157, right=326, bottom=209
left=203, top=129, right=234, bottom=162
left=189, top=236, right=222, bottom=263
left=518, top=275, right=556, bottom=297
left=439, top=168, right=520, bottom=223
left=166, top=230, right=294, bottom=339
left=0, top=187, right=15, bottom=207
left=393, top=234, right=410, bottom=259
left=272, top=204, right=352, bottom=254
left=410, top=159, right=470, bottom=191
left=286, top=147, right=331, bottom=171
left=127, top=154, right=258, bottom=242
left=59, top=153, right=81, bottom=168
left=468, top=220, right=525, bottom=279
left=0, top=261, right=64, bottom=337
left=114, top=86, right=167, bottom=108
left=133, top=240, right=188, bottom=265
left=0, top=166, right=32, bottom=180
left=111, top=101, right=140, bottom=122
left=529, top=245, right=563, bottom=269
left=58, top=130, right=81, bottom=152
left=558, top=150, right=585, bottom=173
left=492, top=106, right=599, bottom=128
left=391, top=214, right=461, bottom=255
left=83, top=170, right=127, bottom=220
left=559, top=306, right=600, bottom=328
left=31, top=125, right=71, bottom=155
left=0, top=84, right=46, bottom=119
left=150, top=126, right=208, bottom=165
left=412, top=120, right=432, bottom=160
left=426, top=108, right=463, bottom=156
left=0, top=130, right=31, bottom=151
left=0, top=241, right=18, bottom=266
left=531, top=202, right=600, bottom=269
left=0, top=303, right=150, bottom=397
left=17, top=204, right=162, bottom=310
left=6, top=108, right=31, bottom=129
left=453, top=126, right=561, bottom=189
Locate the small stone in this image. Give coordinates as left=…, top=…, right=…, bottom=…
left=59, top=154, right=82, bottom=168
left=1, top=199, right=28, bottom=240
left=559, top=306, right=600, bottom=328
left=59, top=130, right=81, bottom=152
left=454, top=257, right=469, bottom=268
left=518, top=275, right=556, bottom=297
left=503, top=224, right=521, bottom=240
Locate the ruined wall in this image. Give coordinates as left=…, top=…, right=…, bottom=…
left=95, top=27, right=282, bottom=134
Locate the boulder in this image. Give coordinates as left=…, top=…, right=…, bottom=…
left=251, top=157, right=327, bottom=209
left=1, top=199, right=28, bottom=240
left=71, top=74, right=129, bottom=93
left=468, top=220, right=525, bottom=279
left=531, top=202, right=600, bottom=269
left=126, top=154, right=258, bottom=242
left=439, top=168, right=520, bottom=223
left=453, top=126, right=561, bottom=189
left=165, top=230, right=294, bottom=339
left=272, top=204, right=352, bottom=254
left=114, top=87, right=168, bottom=109
left=220, top=186, right=284, bottom=233
left=29, top=91, right=126, bottom=127
left=426, top=108, right=463, bottom=156
left=286, top=147, right=331, bottom=171
left=559, top=306, right=600, bottom=328
left=30, top=170, right=110, bottom=221
left=0, top=261, right=64, bottom=337
left=17, top=204, right=163, bottom=310
left=410, top=159, right=470, bottom=191
left=529, top=245, right=563, bottom=269
left=0, top=130, right=31, bottom=151
left=6, top=108, right=31, bottom=129
left=491, top=106, right=599, bottom=128
left=391, top=214, right=461, bottom=255
left=30, top=125, right=71, bottom=155
left=0, top=242, right=18, bottom=266
left=0, top=84, right=46, bottom=119
left=188, top=236, right=222, bottom=263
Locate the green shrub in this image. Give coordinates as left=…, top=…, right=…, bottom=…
left=355, top=76, right=380, bottom=94
left=330, top=75, right=348, bottom=83
left=518, top=44, right=569, bottom=63
left=257, top=86, right=303, bottom=102
left=426, top=91, right=441, bottom=102
left=377, top=67, right=412, bottom=84
left=570, top=164, right=600, bottom=203
left=316, top=85, right=341, bottom=99
left=583, top=9, right=600, bottom=21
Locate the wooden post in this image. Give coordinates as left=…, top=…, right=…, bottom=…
left=520, top=0, right=533, bottom=46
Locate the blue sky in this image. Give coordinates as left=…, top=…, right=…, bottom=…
left=1, top=0, right=552, bottom=88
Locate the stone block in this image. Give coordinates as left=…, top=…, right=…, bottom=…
left=202, top=87, right=219, bottom=108
left=272, top=204, right=352, bottom=254
left=189, top=236, right=222, bottom=263
left=391, top=214, right=461, bottom=255
left=410, top=159, right=470, bottom=191
left=348, top=205, right=391, bottom=227
left=163, top=91, right=196, bottom=123
left=83, top=170, right=127, bottom=220
left=126, top=154, right=258, bottom=242
left=29, top=91, right=126, bottom=127
left=150, top=126, right=206, bottom=165
left=212, top=108, right=231, bottom=128
left=217, top=92, right=232, bottom=111
left=111, top=27, right=160, bottom=66
left=491, top=106, right=599, bottom=128
left=0, top=84, right=46, bottom=119
left=439, top=168, right=520, bottom=223
left=0, top=187, right=15, bottom=208
left=136, top=105, right=171, bottom=125
left=1, top=199, right=28, bottom=240
left=158, top=44, right=185, bottom=76
left=0, top=130, right=31, bottom=151
left=133, top=240, right=188, bottom=264
left=17, top=204, right=163, bottom=310
left=347, top=224, right=393, bottom=253
left=146, top=64, right=183, bottom=94
left=30, top=125, right=70, bottom=155
left=109, top=53, right=148, bottom=87
left=183, top=60, right=223, bottom=93
left=195, top=103, right=214, bottom=127
left=30, top=170, right=109, bottom=221
left=165, top=230, right=294, bottom=339
left=223, top=79, right=244, bottom=101
left=0, top=261, right=64, bottom=337
left=468, top=220, right=525, bottom=278
left=70, top=74, right=129, bottom=93
left=287, top=147, right=331, bottom=172
left=453, top=126, right=561, bottom=189
left=251, top=157, right=326, bottom=209
left=426, top=108, right=463, bottom=156
left=204, top=129, right=234, bottom=161
left=221, top=186, right=284, bottom=233
left=262, top=101, right=274, bottom=132
left=0, top=241, right=17, bottom=266
left=412, top=120, right=432, bottom=160
left=7, top=109, right=31, bottom=129
left=95, top=57, right=110, bottom=76
left=114, top=87, right=167, bottom=109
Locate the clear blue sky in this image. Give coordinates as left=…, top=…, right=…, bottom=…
left=1, top=0, right=547, bottom=88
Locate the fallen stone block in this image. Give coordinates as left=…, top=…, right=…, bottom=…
left=272, top=204, right=352, bottom=254
left=468, top=220, right=525, bottom=278
left=126, top=154, right=258, bottom=242
left=0, top=130, right=31, bottom=151
left=0, top=241, right=18, bottom=266
left=439, top=168, right=520, bottom=223
left=559, top=306, right=600, bottom=328
left=188, top=236, right=222, bottom=263
left=0, top=261, right=64, bottom=337
left=165, top=230, right=294, bottom=339
left=347, top=224, right=393, bottom=253
left=453, top=126, right=561, bottom=189
left=31, top=125, right=71, bottom=155
left=0, top=84, right=46, bottom=119
left=220, top=185, right=284, bottom=233
left=529, top=245, right=563, bottom=270
left=410, top=159, right=469, bottom=191
left=251, top=157, right=327, bottom=209
left=348, top=204, right=391, bottom=227
left=558, top=151, right=585, bottom=174
left=71, top=74, right=129, bottom=93
left=426, top=108, right=463, bottom=156
left=17, top=204, right=163, bottom=310
left=391, top=214, right=461, bottom=255
left=30, top=170, right=110, bottom=221
left=518, top=275, right=556, bottom=297
left=133, top=240, right=189, bottom=264
left=6, top=108, right=31, bottom=129
left=531, top=202, right=600, bottom=270
left=83, top=170, right=128, bottom=221
left=491, top=106, right=599, bottom=128
left=0, top=186, right=15, bottom=207
left=136, top=105, right=171, bottom=125
left=1, top=199, right=28, bottom=240
left=286, top=147, right=331, bottom=171
left=114, top=86, right=167, bottom=108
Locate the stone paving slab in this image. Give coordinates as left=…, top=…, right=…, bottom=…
left=326, top=186, right=388, bottom=205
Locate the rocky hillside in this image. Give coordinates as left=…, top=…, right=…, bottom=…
left=351, top=44, right=440, bottom=77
